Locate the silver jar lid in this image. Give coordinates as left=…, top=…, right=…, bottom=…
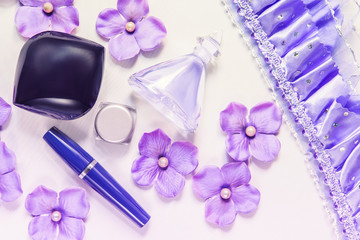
left=95, top=103, right=136, bottom=144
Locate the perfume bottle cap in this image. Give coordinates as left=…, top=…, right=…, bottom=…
left=194, top=31, right=222, bottom=64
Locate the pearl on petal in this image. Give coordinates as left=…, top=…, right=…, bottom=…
left=245, top=126, right=256, bottom=137
left=158, top=157, right=169, bottom=168
left=51, top=211, right=62, bottom=222
left=125, top=22, right=136, bottom=33
left=220, top=188, right=231, bottom=200
left=43, top=2, right=54, bottom=14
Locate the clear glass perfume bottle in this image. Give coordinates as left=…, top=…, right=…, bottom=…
left=129, top=32, right=221, bottom=132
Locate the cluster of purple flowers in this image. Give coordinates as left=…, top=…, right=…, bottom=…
left=132, top=102, right=282, bottom=226
left=15, top=0, right=166, bottom=61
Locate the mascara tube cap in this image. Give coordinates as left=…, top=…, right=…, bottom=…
left=43, top=127, right=93, bottom=174
left=43, top=127, right=151, bottom=227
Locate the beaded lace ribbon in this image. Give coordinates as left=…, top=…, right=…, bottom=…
left=230, top=0, right=360, bottom=239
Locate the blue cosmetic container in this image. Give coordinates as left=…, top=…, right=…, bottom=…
left=43, top=127, right=150, bottom=227
left=14, top=31, right=104, bottom=120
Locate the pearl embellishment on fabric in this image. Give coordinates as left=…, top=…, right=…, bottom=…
left=43, top=2, right=54, bottom=14
left=158, top=157, right=169, bottom=168
left=126, top=22, right=136, bottom=33
left=220, top=188, right=231, bottom=200
left=245, top=126, right=256, bottom=137
left=51, top=211, right=62, bottom=222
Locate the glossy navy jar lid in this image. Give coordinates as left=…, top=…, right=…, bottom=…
left=95, top=103, right=136, bottom=144
left=13, top=31, right=105, bottom=120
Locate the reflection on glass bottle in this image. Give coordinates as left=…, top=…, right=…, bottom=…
left=129, top=32, right=221, bottom=132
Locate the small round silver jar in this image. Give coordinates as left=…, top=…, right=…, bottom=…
left=94, top=103, right=136, bottom=144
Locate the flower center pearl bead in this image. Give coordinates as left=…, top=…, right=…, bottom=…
left=51, top=211, right=62, bottom=222
left=220, top=188, right=231, bottom=200
left=158, top=157, right=169, bottom=168
left=125, top=22, right=136, bottom=33
left=43, top=2, right=54, bottom=14
left=245, top=126, right=256, bottom=137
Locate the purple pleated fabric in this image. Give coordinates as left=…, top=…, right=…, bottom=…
left=224, top=0, right=360, bottom=239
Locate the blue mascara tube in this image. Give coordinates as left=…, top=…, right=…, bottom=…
left=43, top=126, right=150, bottom=227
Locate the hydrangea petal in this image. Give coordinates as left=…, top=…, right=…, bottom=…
left=0, top=141, right=16, bottom=175
left=192, top=166, right=224, bottom=200
left=0, top=97, right=11, bottom=127
left=96, top=8, right=126, bottom=39
left=134, top=16, right=166, bottom=51
left=15, top=7, right=50, bottom=38
left=50, top=0, right=74, bottom=7
left=249, top=102, right=282, bottom=134
left=28, top=216, right=57, bottom=240
left=225, top=132, right=250, bottom=161
left=58, top=217, right=85, bottom=240
left=138, top=129, right=171, bottom=158
left=167, top=142, right=198, bottom=175
left=231, top=185, right=260, bottom=214
left=131, top=156, right=159, bottom=186
left=205, top=195, right=237, bottom=226
left=220, top=102, right=247, bottom=134
left=51, top=6, right=79, bottom=33
left=0, top=171, right=22, bottom=202
left=249, top=133, right=281, bottom=162
left=109, top=33, right=140, bottom=61
left=117, top=0, right=149, bottom=22
left=221, top=162, right=251, bottom=188
left=155, top=167, right=185, bottom=198
left=59, top=188, right=90, bottom=219
left=20, top=0, right=46, bottom=7
left=25, top=185, right=57, bottom=215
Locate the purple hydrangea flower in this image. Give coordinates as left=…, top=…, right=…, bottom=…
left=192, top=162, right=260, bottom=226
left=15, top=0, right=79, bottom=38
left=96, top=0, right=167, bottom=61
left=220, top=102, right=282, bottom=162
left=25, top=185, right=90, bottom=240
left=131, top=129, right=198, bottom=198
left=0, top=97, right=22, bottom=202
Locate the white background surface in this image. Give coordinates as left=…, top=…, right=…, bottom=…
left=0, top=0, right=336, bottom=239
